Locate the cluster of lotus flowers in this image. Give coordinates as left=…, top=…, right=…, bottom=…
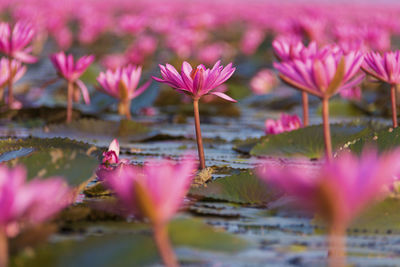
left=1, top=1, right=400, bottom=266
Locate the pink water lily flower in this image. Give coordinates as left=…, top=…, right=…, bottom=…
left=153, top=60, right=236, bottom=102
left=154, top=60, right=236, bottom=170
left=50, top=52, right=94, bottom=123
left=362, top=51, right=400, bottom=127
left=265, top=113, right=302, bottom=135
left=0, top=58, right=26, bottom=107
left=250, top=69, right=278, bottom=95
left=0, top=21, right=37, bottom=64
left=274, top=51, right=364, bottom=99
left=257, top=148, right=400, bottom=266
left=0, top=165, right=72, bottom=266
left=100, top=139, right=129, bottom=169
left=97, top=65, right=151, bottom=119
left=97, top=155, right=197, bottom=267
left=272, top=38, right=318, bottom=62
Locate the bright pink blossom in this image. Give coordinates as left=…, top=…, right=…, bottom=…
left=153, top=60, right=236, bottom=102
left=265, top=113, right=302, bottom=135
left=0, top=21, right=36, bottom=63
left=257, top=148, right=400, bottom=226
left=362, top=51, right=400, bottom=85
left=50, top=52, right=94, bottom=105
left=0, top=165, right=71, bottom=237
left=274, top=50, right=364, bottom=98
left=97, top=155, right=197, bottom=224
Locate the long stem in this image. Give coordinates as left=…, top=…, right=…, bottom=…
left=125, top=99, right=131, bottom=120
left=328, top=222, right=346, bottom=267
left=67, top=81, right=73, bottom=124
left=0, top=228, right=8, bottom=267
left=7, top=58, right=13, bottom=109
left=322, top=98, right=332, bottom=161
left=153, top=223, right=179, bottom=267
left=302, top=92, right=309, bottom=126
left=391, top=84, right=398, bottom=128
left=193, top=99, right=206, bottom=169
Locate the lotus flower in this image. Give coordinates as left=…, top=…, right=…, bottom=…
left=362, top=51, right=400, bottom=127
left=250, top=69, right=278, bottom=95
left=153, top=60, right=236, bottom=102
left=0, top=21, right=36, bottom=109
left=0, top=165, right=71, bottom=266
left=100, top=139, right=129, bottom=169
left=272, top=39, right=319, bottom=62
left=257, top=148, right=400, bottom=266
left=97, top=65, right=151, bottom=119
left=154, top=60, right=236, bottom=169
left=97, top=155, right=197, bottom=267
left=274, top=50, right=364, bottom=160
left=265, top=113, right=302, bottom=135
left=0, top=21, right=36, bottom=64
left=50, top=52, right=94, bottom=123
left=0, top=58, right=26, bottom=103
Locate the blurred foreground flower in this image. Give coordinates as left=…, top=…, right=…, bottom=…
left=0, top=165, right=71, bottom=267
left=257, top=148, right=400, bottom=267
left=97, top=155, right=197, bottom=267
left=250, top=69, right=278, bottom=95
left=0, top=21, right=36, bottom=109
left=97, top=65, right=151, bottom=119
left=153, top=60, right=236, bottom=169
left=50, top=52, right=94, bottom=123
left=265, top=113, right=302, bottom=135
left=274, top=49, right=364, bottom=160
left=362, top=51, right=400, bottom=128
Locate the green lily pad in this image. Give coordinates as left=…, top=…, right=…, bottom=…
left=250, top=122, right=386, bottom=159
left=316, top=99, right=365, bottom=117
left=0, top=137, right=100, bottom=187
left=11, top=218, right=247, bottom=267
left=349, top=198, right=400, bottom=234
left=233, top=137, right=266, bottom=154
left=349, top=126, right=400, bottom=154
left=190, top=171, right=280, bottom=205
left=35, top=119, right=156, bottom=144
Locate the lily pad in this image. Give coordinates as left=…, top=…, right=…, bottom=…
left=316, top=99, right=365, bottom=117
left=190, top=171, right=280, bottom=205
left=35, top=119, right=157, bottom=144
left=250, top=122, right=386, bottom=159
left=0, top=137, right=100, bottom=186
left=11, top=218, right=247, bottom=267
left=349, top=127, right=400, bottom=154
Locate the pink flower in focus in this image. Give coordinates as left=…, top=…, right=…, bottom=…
left=97, top=155, right=197, bottom=224
left=50, top=52, right=94, bottom=105
left=265, top=113, right=302, bottom=135
left=274, top=50, right=364, bottom=98
left=250, top=69, right=278, bottom=95
left=0, top=21, right=37, bottom=63
left=362, top=51, right=400, bottom=85
left=153, top=60, right=236, bottom=102
left=257, top=148, right=400, bottom=226
left=0, top=165, right=71, bottom=237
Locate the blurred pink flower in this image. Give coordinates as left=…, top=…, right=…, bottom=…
left=274, top=50, right=364, bottom=98
left=250, top=69, right=278, bottom=95
left=265, top=113, right=302, bottom=135
left=100, top=54, right=127, bottom=70
left=97, top=65, right=151, bottom=119
left=257, top=148, right=400, bottom=226
left=0, top=165, right=71, bottom=237
left=0, top=58, right=26, bottom=87
left=339, top=86, right=362, bottom=101
left=50, top=52, right=94, bottom=105
left=273, top=38, right=318, bottom=62
left=153, top=60, right=236, bottom=102
left=0, top=21, right=36, bottom=63
left=97, top=155, right=196, bottom=224
left=362, top=51, right=400, bottom=85
left=240, top=27, right=265, bottom=55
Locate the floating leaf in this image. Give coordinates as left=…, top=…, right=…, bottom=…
left=190, top=171, right=280, bottom=205
left=35, top=119, right=157, bottom=144
left=316, top=99, right=364, bottom=117
left=251, top=122, right=386, bottom=159
left=11, top=218, right=247, bottom=267
left=349, top=126, right=400, bottom=154
left=233, top=137, right=266, bottom=154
